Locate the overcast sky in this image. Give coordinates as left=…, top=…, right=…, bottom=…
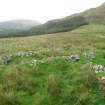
left=0, top=0, right=104, bottom=23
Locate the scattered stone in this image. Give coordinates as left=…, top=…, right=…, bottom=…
left=31, top=59, right=37, bottom=64
left=95, top=71, right=99, bottom=74
left=1, top=55, right=12, bottom=64
left=84, top=52, right=95, bottom=61
left=97, top=76, right=105, bottom=81
left=101, top=77, right=105, bottom=80
left=92, top=65, right=105, bottom=73
left=16, top=51, right=36, bottom=57
left=16, top=52, right=25, bottom=57
left=28, top=51, right=34, bottom=56
left=67, top=54, right=80, bottom=62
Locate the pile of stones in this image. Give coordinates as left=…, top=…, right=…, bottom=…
left=92, top=64, right=105, bottom=81
left=66, top=52, right=95, bottom=62
left=0, top=50, right=42, bottom=65
left=1, top=55, right=12, bottom=64
left=98, top=77, right=105, bottom=80
left=84, top=52, right=95, bottom=61
left=92, top=64, right=105, bottom=73
left=16, top=51, right=36, bottom=57
left=30, top=59, right=44, bottom=66
left=66, top=54, right=80, bottom=62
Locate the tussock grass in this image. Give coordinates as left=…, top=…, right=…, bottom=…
left=0, top=24, right=105, bottom=105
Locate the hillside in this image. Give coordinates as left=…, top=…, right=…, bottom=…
left=81, top=3, right=105, bottom=24
left=62, top=3, right=105, bottom=25
left=0, top=19, right=41, bottom=37
left=24, top=16, right=88, bottom=35
left=0, top=3, right=105, bottom=37
left=24, top=3, right=105, bottom=36
left=0, top=24, right=105, bottom=105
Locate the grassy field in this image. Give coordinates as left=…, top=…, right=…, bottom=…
left=0, top=24, right=105, bottom=105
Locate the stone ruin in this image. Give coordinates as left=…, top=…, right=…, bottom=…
left=84, top=52, right=95, bottom=61
left=67, top=54, right=80, bottom=62
left=1, top=55, right=12, bottom=64
left=16, top=51, right=35, bottom=57
left=92, top=64, right=105, bottom=73
left=92, top=64, right=105, bottom=81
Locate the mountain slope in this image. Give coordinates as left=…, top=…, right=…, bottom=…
left=0, top=24, right=105, bottom=105
left=25, top=3, right=105, bottom=36
left=0, top=2, right=105, bottom=37
left=27, top=16, right=88, bottom=35
left=80, top=3, right=105, bottom=24
left=0, top=20, right=41, bottom=30
left=0, top=20, right=41, bottom=37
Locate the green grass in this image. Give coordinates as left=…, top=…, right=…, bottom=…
left=0, top=24, right=105, bottom=105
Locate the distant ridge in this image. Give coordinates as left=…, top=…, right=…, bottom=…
left=0, top=19, right=41, bottom=37
left=0, top=2, right=105, bottom=37
left=0, top=19, right=41, bottom=30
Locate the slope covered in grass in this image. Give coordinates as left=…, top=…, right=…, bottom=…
left=81, top=4, right=105, bottom=24
left=0, top=20, right=41, bottom=37
left=0, top=24, right=105, bottom=55
left=0, top=24, right=105, bottom=105
left=23, top=3, right=105, bottom=36
left=26, top=16, right=88, bottom=35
